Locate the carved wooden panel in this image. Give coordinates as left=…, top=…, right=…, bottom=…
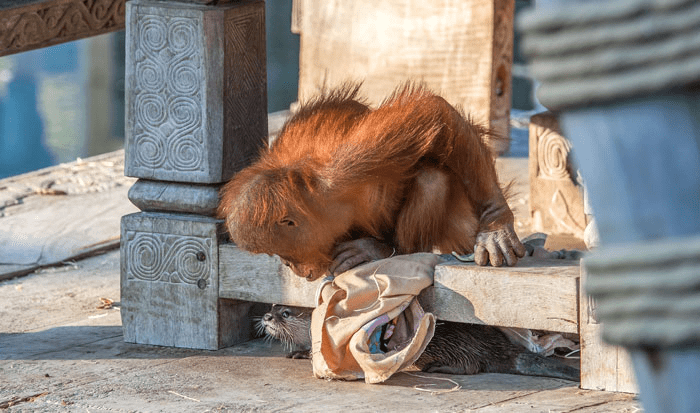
left=222, top=2, right=267, bottom=178
left=124, top=231, right=213, bottom=286
left=124, top=0, right=266, bottom=184
left=0, top=0, right=125, bottom=56
left=529, top=112, right=588, bottom=238
left=489, top=0, right=514, bottom=152
left=120, top=212, right=227, bottom=349
left=125, top=4, right=209, bottom=182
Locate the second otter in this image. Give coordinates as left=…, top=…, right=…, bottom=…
left=258, top=304, right=579, bottom=381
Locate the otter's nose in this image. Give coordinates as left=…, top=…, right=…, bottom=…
left=263, top=313, right=272, bottom=321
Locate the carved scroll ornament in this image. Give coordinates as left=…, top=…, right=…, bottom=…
left=125, top=231, right=211, bottom=286
left=131, top=14, right=206, bottom=174
left=0, top=0, right=126, bottom=56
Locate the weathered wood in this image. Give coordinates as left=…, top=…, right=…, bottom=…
left=219, top=245, right=580, bottom=334
left=218, top=243, right=322, bottom=306
left=522, top=1, right=700, bottom=404
left=580, top=262, right=637, bottom=393
left=296, top=0, right=514, bottom=153
left=121, top=0, right=267, bottom=350
left=127, top=179, right=220, bottom=216
left=422, top=257, right=580, bottom=333
left=469, top=385, right=636, bottom=412
left=0, top=0, right=126, bottom=57
left=124, top=0, right=266, bottom=184
left=121, top=212, right=249, bottom=349
left=0, top=151, right=137, bottom=281
left=529, top=112, right=587, bottom=238
left=0, top=249, right=641, bottom=412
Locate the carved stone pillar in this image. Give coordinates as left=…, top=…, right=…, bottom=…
left=120, top=0, right=266, bottom=349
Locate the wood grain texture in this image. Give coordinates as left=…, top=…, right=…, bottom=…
left=222, top=0, right=268, bottom=180
left=218, top=247, right=579, bottom=333
left=218, top=243, right=322, bottom=307
left=297, top=0, right=513, bottom=153
left=0, top=0, right=126, bottom=57
left=421, top=257, right=580, bottom=333
left=579, top=260, right=638, bottom=393
left=127, top=179, right=221, bottom=216
left=0, top=151, right=137, bottom=281
left=488, top=0, right=514, bottom=152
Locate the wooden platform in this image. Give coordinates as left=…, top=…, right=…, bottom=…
left=0, top=154, right=641, bottom=412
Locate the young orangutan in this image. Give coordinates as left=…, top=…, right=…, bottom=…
left=218, top=84, right=525, bottom=280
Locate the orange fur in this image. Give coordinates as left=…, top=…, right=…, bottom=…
left=218, top=83, right=518, bottom=280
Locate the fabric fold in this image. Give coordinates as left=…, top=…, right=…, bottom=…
left=311, top=253, right=440, bottom=383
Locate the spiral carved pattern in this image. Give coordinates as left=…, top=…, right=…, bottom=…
left=126, top=232, right=211, bottom=285
left=140, top=17, right=167, bottom=50
left=134, top=132, right=166, bottom=169
left=136, top=60, right=165, bottom=92
left=131, top=14, right=205, bottom=173
left=537, top=130, right=572, bottom=180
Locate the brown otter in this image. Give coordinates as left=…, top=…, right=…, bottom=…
left=258, top=304, right=579, bottom=381
left=255, top=304, right=312, bottom=359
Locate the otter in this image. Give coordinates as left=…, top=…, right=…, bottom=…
left=257, top=304, right=579, bottom=381
left=255, top=304, right=312, bottom=359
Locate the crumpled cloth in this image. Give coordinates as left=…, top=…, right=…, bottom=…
left=311, top=253, right=439, bottom=383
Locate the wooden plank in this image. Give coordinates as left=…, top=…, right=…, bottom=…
left=297, top=0, right=514, bottom=153
left=0, top=0, right=126, bottom=57
left=472, top=385, right=636, bottom=412
left=0, top=151, right=138, bottom=281
left=422, top=257, right=580, bottom=333
left=579, top=261, right=638, bottom=393
left=0, top=250, right=642, bottom=410
left=219, top=244, right=580, bottom=333
left=218, top=243, right=322, bottom=307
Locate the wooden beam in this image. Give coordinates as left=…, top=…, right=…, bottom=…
left=0, top=0, right=126, bottom=57
left=219, top=243, right=322, bottom=307
left=423, top=257, right=580, bottom=333
left=218, top=244, right=580, bottom=333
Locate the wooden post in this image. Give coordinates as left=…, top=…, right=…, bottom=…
left=295, top=0, right=514, bottom=154
left=120, top=0, right=266, bottom=350
left=528, top=112, right=587, bottom=238
left=521, top=0, right=700, bottom=406
left=579, top=260, right=637, bottom=393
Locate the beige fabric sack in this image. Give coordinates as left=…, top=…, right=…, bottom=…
left=311, top=253, right=439, bottom=383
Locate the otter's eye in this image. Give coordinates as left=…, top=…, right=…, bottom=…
left=279, top=218, right=296, bottom=227
left=282, top=310, right=290, bottom=318
left=281, top=259, right=292, bottom=268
